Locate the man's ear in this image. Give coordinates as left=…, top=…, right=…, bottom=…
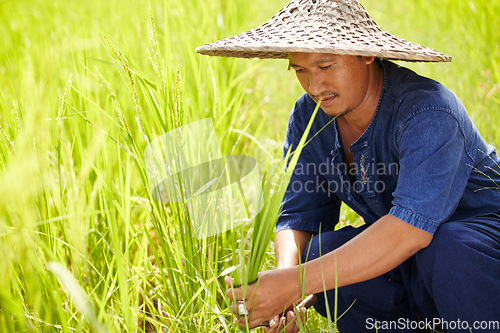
left=363, top=56, right=376, bottom=65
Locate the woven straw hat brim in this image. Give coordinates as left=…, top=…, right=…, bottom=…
left=196, top=0, right=451, bottom=62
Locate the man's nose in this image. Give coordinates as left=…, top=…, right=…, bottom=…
left=309, top=72, right=325, bottom=97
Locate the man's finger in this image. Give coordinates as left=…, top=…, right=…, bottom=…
left=269, top=315, right=279, bottom=329
left=286, top=309, right=296, bottom=323
left=284, top=310, right=298, bottom=333
left=224, top=276, right=234, bottom=287
left=240, top=315, right=281, bottom=331
left=225, top=276, right=243, bottom=300
left=229, top=302, right=237, bottom=316
left=279, top=316, right=287, bottom=331
left=267, top=316, right=285, bottom=332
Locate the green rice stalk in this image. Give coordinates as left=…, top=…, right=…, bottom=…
left=241, top=101, right=323, bottom=288
left=47, top=261, right=108, bottom=333
left=104, top=36, right=146, bottom=139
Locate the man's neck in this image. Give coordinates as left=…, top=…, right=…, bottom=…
left=337, top=61, right=384, bottom=139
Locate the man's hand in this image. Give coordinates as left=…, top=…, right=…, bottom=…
left=225, top=269, right=302, bottom=329
left=225, top=216, right=432, bottom=329
left=226, top=273, right=317, bottom=331
left=263, top=300, right=310, bottom=333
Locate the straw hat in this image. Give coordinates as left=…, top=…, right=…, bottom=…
left=196, top=0, right=451, bottom=62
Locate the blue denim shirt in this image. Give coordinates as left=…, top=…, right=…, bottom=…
left=277, top=60, right=500, bottom=235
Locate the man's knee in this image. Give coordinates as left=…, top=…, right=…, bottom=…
left=415, top=219, right=500, bottom=303
left=415, top=218, right=500, bottom=324
left=416, top=220, right=499, bottom=276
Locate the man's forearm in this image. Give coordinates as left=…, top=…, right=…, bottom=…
left=302, top=215, right=433, bottom=296
left=275, top=229, right=314, bottom=269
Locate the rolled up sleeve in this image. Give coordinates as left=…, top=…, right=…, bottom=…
left=389, top=109, right=475, bottom=234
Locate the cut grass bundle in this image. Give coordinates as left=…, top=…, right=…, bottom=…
left=235, top=101, right=323, bottom=295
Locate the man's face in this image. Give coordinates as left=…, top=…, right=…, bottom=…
left=288, top=53, right=375, bottom=117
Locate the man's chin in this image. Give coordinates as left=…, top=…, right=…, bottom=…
left=320, top=106, right=353, bottom=118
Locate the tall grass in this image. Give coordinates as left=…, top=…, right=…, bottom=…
left=0, top=0, right=498, bottom=332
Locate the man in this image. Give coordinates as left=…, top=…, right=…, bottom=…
left=196, top=0, right=500, bottom=332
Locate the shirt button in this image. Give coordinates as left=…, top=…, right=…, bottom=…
left=330, top=150, right=335, bottom=155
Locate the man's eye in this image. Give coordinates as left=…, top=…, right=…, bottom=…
left=291, top=67, right=305, bottom=74
left=319, top=65, right=332, bottom=70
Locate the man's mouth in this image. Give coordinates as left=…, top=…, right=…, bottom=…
left=318, top=94, right=337, bottom=106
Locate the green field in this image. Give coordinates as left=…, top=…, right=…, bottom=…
left=1, top=0, right=498, bottom=332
